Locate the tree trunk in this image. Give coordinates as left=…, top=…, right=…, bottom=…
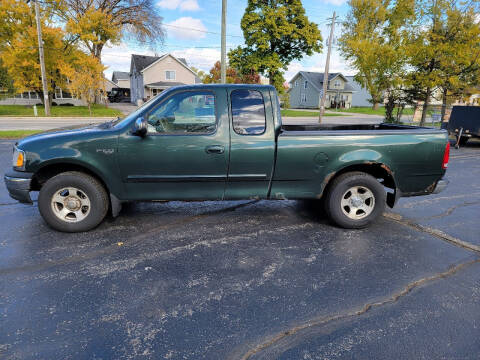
left=268, top=71, right=274, bottom=85
left=385, top=92, right=395, bottom=123
left=440, top=87, right=448, bottom=123
left=420, top=87, right=431, bottom=127
left=373, top=102, right=379, bottom=110
left=38, top=90, right=53, bottom=108
left=396, top=104, right=405, bottom=123
left=88, top=102, right=92, bottom=117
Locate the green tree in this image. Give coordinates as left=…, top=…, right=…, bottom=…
left=340, top=0, right=414, bottom=111
left=190, top=66, right=208, bottom=83
left=404, top=0, right=480, bottom=125
left=229, top=0, right=322, bottom=94
left=435, top=2, right=480, bottom=121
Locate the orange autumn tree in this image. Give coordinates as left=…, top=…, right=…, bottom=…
left=203, top=61, right=261, bottom=84
left=1, top=25, right=71, bottom=106
left=59, top=53, right=106, bottom=116
left=0, top=0, right=72, bottom=105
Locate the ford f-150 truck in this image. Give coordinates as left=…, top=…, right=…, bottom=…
left=4, top=84, right=450, bottom=232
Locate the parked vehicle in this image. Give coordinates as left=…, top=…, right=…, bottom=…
left=5, top=85, right=450, bottom=232
left=444, top=106, right=480, bottom=148
left=107, top=88, right=131, bottom=103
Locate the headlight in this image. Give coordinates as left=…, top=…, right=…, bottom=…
left=12, top=147, right=25, bottom=170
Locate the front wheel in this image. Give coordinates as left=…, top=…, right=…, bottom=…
left=325, top=172, right=386, bottom=229
left=38, top=171, right=109, bottom=232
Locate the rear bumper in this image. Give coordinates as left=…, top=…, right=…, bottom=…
left=432, top=178, right=449, bottom=194
left=4, top=170, right=34, bottom=204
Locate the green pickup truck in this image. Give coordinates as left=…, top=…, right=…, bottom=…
left=5, top=84, right=450, bottom=232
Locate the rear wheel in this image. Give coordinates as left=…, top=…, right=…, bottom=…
left=38, top=171, right=109, bottom=232
left=458, top=136, right=469, bottom=145
left=325, top=171, right=386, bottom=229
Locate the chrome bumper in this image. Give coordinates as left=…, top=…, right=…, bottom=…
left=432, top=178, right=449, bottom=194
left=4, top=170, right=34, bottom=204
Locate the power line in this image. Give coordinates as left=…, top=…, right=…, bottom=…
left=161, top=23, right=244, bottom=38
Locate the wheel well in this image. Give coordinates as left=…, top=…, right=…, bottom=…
left=321, top=163, right=397, bottom=199
left=31, top=163, right=109, bottom=195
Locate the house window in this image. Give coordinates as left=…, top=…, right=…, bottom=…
left=304, top=81, right=308, bottom=89
left=334, top=80, right=341, bottom=88
left=294, top=80, right=298, bottom=87
left=165, top=71, right=176, bottom=80
left=301, top=93, right=307, bottom=103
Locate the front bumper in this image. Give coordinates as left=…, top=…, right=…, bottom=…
left=4, top=170, right=34, bottom=204
left=432, top=178, right=449, bottom=194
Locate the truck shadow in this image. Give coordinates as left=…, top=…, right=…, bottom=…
left=294, top=199, right=330, bottom=224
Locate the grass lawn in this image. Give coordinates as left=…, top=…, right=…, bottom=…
left=0, top=104, right=123, bottom=117
left=281, top=109, right=347, bottom=117
left=333, top=106, right=416, bottom=116
left=0, top=130, right=41, bottom=139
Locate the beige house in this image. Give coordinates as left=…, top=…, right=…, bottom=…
left=111, top=71, right=130, bottom=89
left=130, top=53, right=200, bottom=104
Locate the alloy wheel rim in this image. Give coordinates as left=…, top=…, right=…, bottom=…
left=340, top=186, right=375, bottom=220
left=51, top=187, right=91, bottom=223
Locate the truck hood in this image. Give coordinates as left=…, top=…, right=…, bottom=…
left=16, top=121, right=116, bottom=148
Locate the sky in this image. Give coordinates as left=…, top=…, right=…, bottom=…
left=102, top=0, right=354, bottom=82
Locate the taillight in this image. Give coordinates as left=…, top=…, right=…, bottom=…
left=442, top=142, right=450, bottom=170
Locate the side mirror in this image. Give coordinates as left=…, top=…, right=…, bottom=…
left=133, top=117, right=147, bottom=137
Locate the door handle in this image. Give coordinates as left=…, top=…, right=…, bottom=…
left=205, top=145, right=225, bottom=154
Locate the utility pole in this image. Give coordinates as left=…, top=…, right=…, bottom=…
left=220, top=0, right=227, bottom=83
left=318, top=11, right=336, bottom=123
left=33, top=0, right=50, bottom=116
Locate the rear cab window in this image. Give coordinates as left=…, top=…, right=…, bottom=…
left=231, top=89, right=266, bottom=135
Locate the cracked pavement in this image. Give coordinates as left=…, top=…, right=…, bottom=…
left=0, top=138, right=479, bottom=359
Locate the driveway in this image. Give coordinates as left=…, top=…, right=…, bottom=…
left=0, top=139, right=479, bottom=359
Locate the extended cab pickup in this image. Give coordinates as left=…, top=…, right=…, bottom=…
left=4, top=85, right=450, bottom=232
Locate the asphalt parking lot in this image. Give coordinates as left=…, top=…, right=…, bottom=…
left=0, top=138, right=479, bottom=359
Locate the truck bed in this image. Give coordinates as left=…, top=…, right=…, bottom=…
left=270, top=122, right=448, bottom=200
left=281, top=123, right=435, bottom=133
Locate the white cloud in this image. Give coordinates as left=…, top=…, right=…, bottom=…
left=171, top=48, right=221, bottom=71
left=179, top=0, right=200, bottom=11
left=157, top=0, right=200, bottom=11
left=166, top=17, right=207, bottom=40
left=321, top=0, right=348, bottom=5
left=157, top=0, right=181, bottom=10
left=101, top=43, right=138, bottom=79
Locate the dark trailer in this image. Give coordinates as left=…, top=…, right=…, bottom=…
left=445, top=106, right=480, bottom=148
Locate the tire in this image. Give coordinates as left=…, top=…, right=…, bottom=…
left=38, top=171, right=109, bottom=232
left=458, top=136, right=469, bottom=145
left=324, top=171, right=386, bottom=229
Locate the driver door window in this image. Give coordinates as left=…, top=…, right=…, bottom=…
left=147, top=91, right=216, bottom=135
